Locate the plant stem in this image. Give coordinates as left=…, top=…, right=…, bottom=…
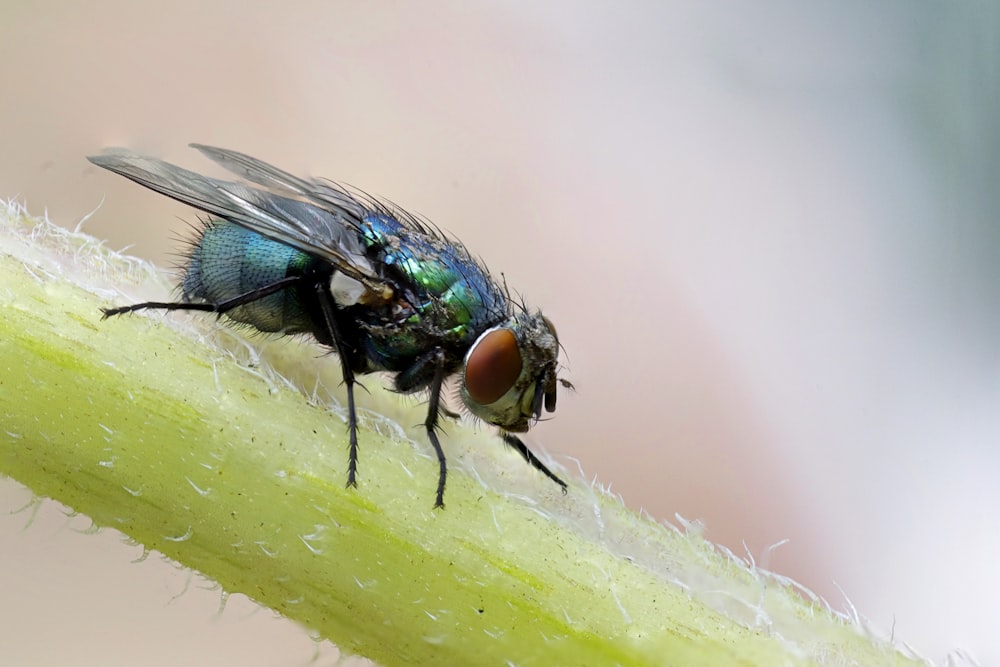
left=0, top=201, right=927, bottom=667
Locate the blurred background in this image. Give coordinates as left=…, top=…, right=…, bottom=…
left=1, top=1, right=997, bottom=664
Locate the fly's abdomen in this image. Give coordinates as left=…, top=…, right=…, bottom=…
left=183, top=220, right=314, bottom=333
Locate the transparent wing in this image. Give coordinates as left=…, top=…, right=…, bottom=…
left=189, top=144, right=366, bottom=220
left=87, top=147, right=379, bottom=285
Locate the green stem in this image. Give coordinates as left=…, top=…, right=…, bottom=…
left=0, top=201, right=926, bottom=667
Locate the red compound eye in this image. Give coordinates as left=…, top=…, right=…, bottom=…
left=465, top=329, right=522, bottom=406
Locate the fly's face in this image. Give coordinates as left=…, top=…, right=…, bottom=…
left=461, top=312, right=563, bottom=433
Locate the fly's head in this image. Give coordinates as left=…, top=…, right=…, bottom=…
left=460, top=311, right=565, bottom=433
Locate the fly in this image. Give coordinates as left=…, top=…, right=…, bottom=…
left=88, top=144, right=569, bottom=507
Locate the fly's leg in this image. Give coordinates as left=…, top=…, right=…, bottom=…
left=314, top=283, right=361, bottom=490
left=101, top=275, right=302, bottom=319
left=500, top=433, right=568, bottom=494
left=395, top=348, right=451, bottom=508
left=422, top=350, right=449, bottom=508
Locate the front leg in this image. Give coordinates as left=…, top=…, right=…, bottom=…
left=395, top=347, right=453, bottom=507
left=500, top=433, right=568, bottom=494
left=421, top=350, right=449, bottom=508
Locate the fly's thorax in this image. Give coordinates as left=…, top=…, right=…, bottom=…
left=460, top=310, right=562, bottom=432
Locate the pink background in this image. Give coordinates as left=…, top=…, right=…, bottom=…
left=1, top=2, right=997, bottom=664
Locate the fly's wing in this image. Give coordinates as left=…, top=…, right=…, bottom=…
left=87, top=148, right=381, bottom=288
left=189, top=144, right=364, bottom=219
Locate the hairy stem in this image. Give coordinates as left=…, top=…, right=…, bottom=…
left=0, top=201, right=926, bottom=667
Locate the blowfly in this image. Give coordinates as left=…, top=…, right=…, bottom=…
left=88, top=145, right=568, bottom=507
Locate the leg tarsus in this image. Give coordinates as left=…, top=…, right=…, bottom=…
left=344, top=378, right=359, bottom=490
left=101, top=301, right=217, bottom=319
left=426, top=428, right=448, bottom=509
left=500, top=433, right=568, bottom=493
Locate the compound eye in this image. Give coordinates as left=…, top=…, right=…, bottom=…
left=465, top=329, right=522, bottom=406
